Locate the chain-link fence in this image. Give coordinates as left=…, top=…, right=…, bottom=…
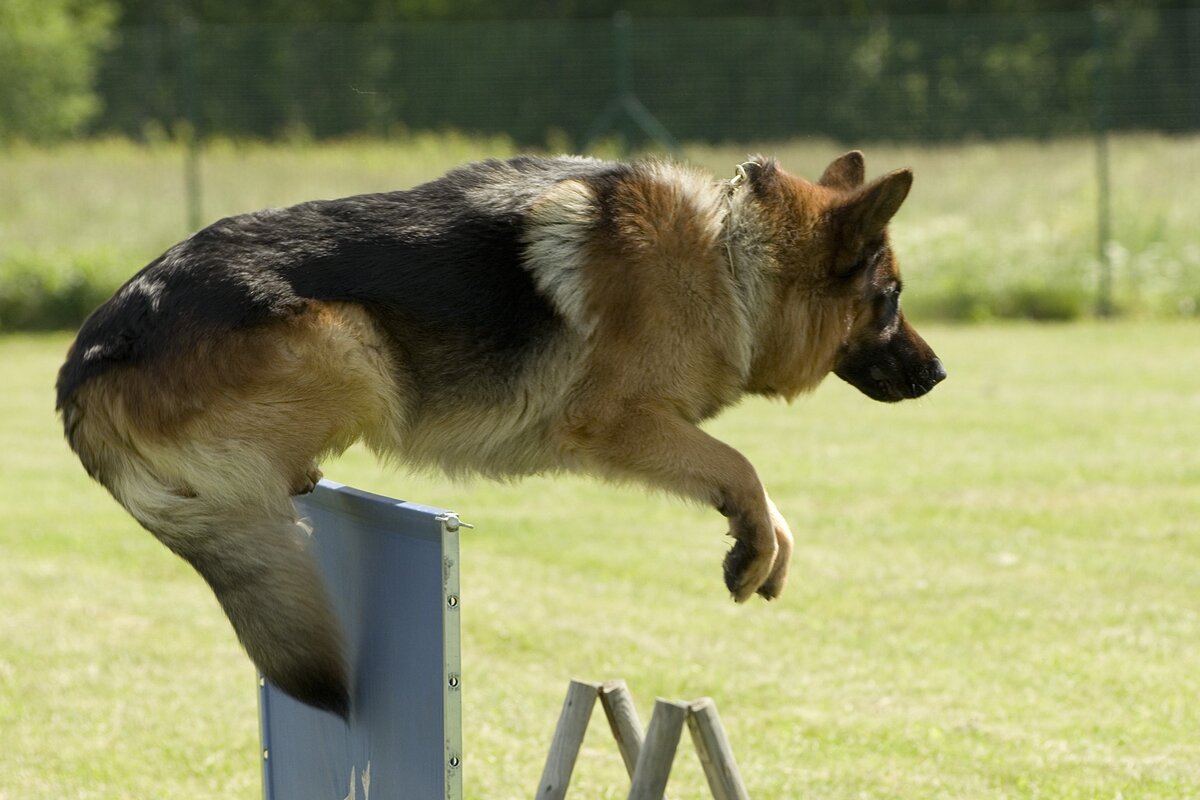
left=96, top=10, right=1198, bottom=145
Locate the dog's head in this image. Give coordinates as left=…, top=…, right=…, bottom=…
left=817, top=152, right=944, bottom=402
left=740, top=151, right=945, bottom=403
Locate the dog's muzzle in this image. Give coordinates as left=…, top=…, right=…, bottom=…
left=834, top=323, right=946, bottom=403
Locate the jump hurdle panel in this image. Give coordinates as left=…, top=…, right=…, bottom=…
left=258, top=480, right=463, bottom=800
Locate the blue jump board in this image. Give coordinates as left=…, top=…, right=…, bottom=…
left=259, top=480, right=463, bottom=800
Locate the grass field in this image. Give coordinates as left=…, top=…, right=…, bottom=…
left=2, top=133, right=1199, bottom=328
left=2, top=322, right=1198, bottom=798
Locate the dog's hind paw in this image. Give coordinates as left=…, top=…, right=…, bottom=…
left=290, top=463, right=324, bottom=496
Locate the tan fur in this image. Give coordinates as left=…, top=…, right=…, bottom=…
left=62, top=301, right=414, bottom=714
left=70, top=302, right=399, bottom=513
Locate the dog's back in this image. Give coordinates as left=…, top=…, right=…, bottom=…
left=58, top=156, right=623, bottom=410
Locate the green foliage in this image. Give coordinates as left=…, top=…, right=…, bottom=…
left=111, top=0, right=1195, bottom=24
left=994, top=281, right=1090, bottom=321
left=0, top=0, right=116, bottom=143
left=91, top=8, right=1197, bottom=146
left=0, top=251, right=119, bottom=332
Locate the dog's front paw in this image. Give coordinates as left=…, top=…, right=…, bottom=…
left=723, top=536, right=777, bottom=603
left=755, top=499, right=794, bottom=600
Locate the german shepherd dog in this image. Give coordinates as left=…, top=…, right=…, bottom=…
left=57, top=151, right=944, bottom=718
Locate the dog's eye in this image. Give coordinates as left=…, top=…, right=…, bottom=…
left=843, top=246, right=884, bottom=280
left=876, top=284, right=901, bottom=317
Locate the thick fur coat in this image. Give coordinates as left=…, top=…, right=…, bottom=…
left=57, top=153, right=945, bottom=716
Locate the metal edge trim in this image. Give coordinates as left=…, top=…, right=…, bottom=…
left=439, top=513, right=464, bottom=800
left=257, top=674, right=273, bottom=799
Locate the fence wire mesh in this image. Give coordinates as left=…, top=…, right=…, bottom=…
left=95, top=10, right=1199, bottom=145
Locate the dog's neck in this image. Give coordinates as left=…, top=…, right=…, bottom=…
left=721, top=165, right=756, bottom=275
left=718, top=167, right=773, bottom=389
left=722, top=169, right=745, bottom=278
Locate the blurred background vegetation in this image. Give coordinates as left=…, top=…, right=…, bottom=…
left=6, top=0, right=1197, bottom=144
left=1, top=0, right=1198, bottom=328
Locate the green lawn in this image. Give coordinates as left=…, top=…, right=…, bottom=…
left=1, top=322, right=1198, bottom=798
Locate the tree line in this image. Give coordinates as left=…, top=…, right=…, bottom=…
left=3, top=0, right=1197, bottom=144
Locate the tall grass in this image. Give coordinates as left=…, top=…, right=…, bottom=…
left=1, top=133, right=1198, bottom=329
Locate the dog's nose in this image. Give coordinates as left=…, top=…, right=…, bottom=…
left=928, top=358, right=947, bottom=385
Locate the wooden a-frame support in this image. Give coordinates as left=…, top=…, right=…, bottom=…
left=535, top=679, right=750, bottom=800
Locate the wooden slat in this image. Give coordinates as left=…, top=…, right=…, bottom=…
left=535, top=680, right=600, bottom=800
left=687, top=698, right=750, bottom=800
left=598, top=680, right=644, bottom=778
left=627, top=699, right=689, bottom=800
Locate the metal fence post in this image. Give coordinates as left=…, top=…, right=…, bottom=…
left=1190, top=6, right=1200, bottom=132
left=583, top=12, right=680, bottom=155
left=180, top=18, right=203, bottom=233
left=1092, top=6, right=1114, bottom=316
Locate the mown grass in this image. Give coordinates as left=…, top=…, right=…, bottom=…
left=1, top=133, right=1198, bottom=329
left=2, top=322, right=1198, bottom=798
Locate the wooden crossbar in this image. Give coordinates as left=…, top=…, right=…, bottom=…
left=535, top=679, right=750, bottom=800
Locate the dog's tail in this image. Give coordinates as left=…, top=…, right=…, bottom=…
left=61, top=386, right=350, bottom=717
left=139, top=485, right=351, bottom=719
left=56, top=306, right=400, bottom=719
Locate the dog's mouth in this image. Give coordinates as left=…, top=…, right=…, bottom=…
left=836, top=357, right=947, bottom=403
left=867, top=361, right=945, bottom=402
left=833, top=316, right=946, bottom=403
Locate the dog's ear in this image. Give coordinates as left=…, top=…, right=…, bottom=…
left=831, top=168, right=912, bottom=277
left=819, top=150, right=866, bottom=190
left=836, top=168, right=912, bottom=242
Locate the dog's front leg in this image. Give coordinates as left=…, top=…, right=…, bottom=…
left=561, top=403, right=789, bottom=601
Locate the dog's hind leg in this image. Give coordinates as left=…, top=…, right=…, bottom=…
left=65, top=388, right=356, bottom=716
left=61, top=301, right=400, bottom=716
left=291, top=461, right=324, bottom=496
